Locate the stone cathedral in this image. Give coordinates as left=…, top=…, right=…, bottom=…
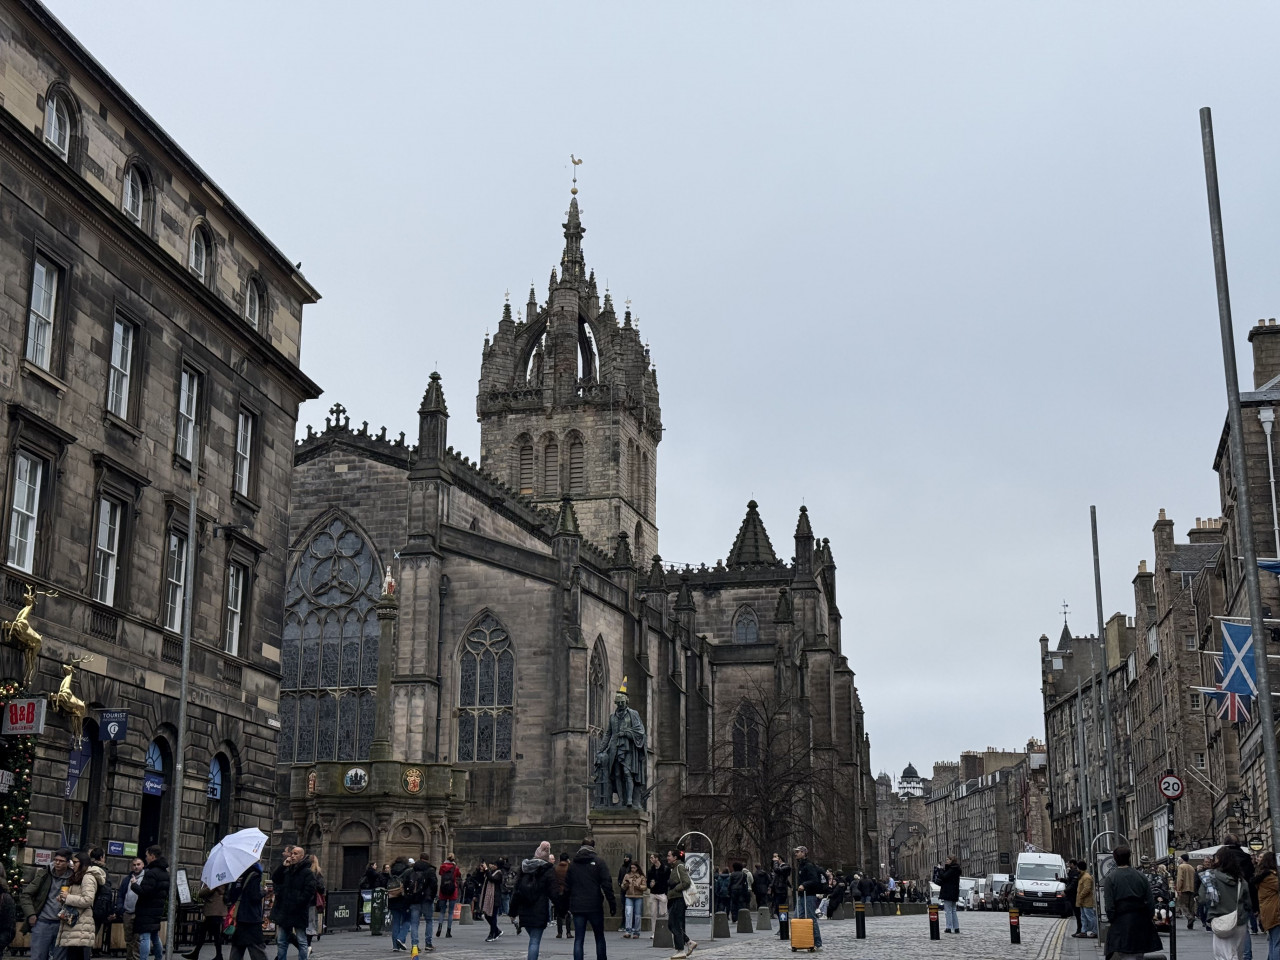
left=275, top=193, right=877, bottom=887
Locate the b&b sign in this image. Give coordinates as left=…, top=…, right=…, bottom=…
left=2, top=698, right=46, bottom=735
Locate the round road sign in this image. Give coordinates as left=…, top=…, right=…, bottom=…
left=1158, top=774, right=1184, bottom=801
left=1250, top=836, right=1265, bottom=852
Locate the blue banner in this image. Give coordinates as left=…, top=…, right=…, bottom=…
left=100, top=710, right=128, bottom=741
left=142, top=772, right=164, bottom=796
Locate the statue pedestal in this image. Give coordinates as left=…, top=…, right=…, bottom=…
left=588, top=807, right=650, bottom=882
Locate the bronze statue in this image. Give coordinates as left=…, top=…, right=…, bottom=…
left=49, top=654, right=93, bottom=746
left=594, top=677, right=648, bottom=808
left=6, top=584, right=57, bottom=689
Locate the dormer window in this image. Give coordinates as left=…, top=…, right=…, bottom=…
left=43, top=94, right=69, bottom=160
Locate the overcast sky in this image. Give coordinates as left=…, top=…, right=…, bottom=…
left=46, top=1, right=1280, bottom=783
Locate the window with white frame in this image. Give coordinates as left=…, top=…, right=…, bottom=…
left=1194, top=752, right=1206, bottom=770
left=107, top=319, right=134, bottom=419
left=234, top=411, right=254, bottom=496
left=123, top=167, right=144, bottom=225
left=1184, top=634, right=1197, bottom=651
left=43, top=94, right=69, bottom=160
left=163, top=531, right=188, bottom=632
left=225, top=563, right=247, bottom=655
left=189, top=227, right=209, bottom=280
left=26, top=255, right=59, bottom=370
left=7, top=453, right=43, bottom=573
left=245, top=281, right=262, bottom=330
left=175, top=368, right=200, bottom=461
left=1190, top=690, right=1202, bottom=710
left=91, top=497, right=121, bottom=605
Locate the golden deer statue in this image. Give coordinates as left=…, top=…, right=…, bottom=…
left=50, top=654, right=93, bottom=747
left=6, top=584, right=57, bottom=689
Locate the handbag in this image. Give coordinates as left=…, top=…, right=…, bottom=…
left=1211, top=908, right=1239, bottom=938
left=222, top=901, right=239, bottom=938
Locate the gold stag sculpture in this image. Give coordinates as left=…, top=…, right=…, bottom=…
left=6, top=584, right=57, bottom=689
left=50, top=655, right=93, bottom=747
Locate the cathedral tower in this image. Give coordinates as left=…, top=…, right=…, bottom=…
left=477, top=193, right=662, bottom=559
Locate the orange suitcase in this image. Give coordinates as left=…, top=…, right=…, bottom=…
left=790, top=917, right=815, bottom=951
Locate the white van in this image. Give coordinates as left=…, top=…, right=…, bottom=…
left=986, top=873, right=1012, bottom=909
left=1012, top=852, right=1070, bottom=918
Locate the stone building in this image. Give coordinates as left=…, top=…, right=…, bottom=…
left=0, top=0, right=318, bottom=873
left=875, top=763, right=931, bottom=878
left=278, top=195, right=877, bottom=884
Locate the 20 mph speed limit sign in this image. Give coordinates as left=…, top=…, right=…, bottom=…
left=1158, top=774, right=1184, bottom=801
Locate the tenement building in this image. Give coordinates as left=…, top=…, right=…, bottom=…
left=0, top=0, right=319, bottom=875
left=876, top=763, right=931, bottom=879
left=279, top=194, right=877, bottom=885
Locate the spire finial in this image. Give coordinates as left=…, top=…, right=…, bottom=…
left=570, top=154, right=583, bottom=195
left=505, top=288, right=510, bottom=303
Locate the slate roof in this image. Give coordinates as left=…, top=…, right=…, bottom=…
left=1170, top=542, right=1221, bottom=573
left=727, top=500, right=778, bottom=567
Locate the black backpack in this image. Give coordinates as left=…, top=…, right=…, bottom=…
left=92, top=874, right=113, bottom=925
left=514, top=870, right=541, bottom=911
left=440, top=870, right=456, bottom=898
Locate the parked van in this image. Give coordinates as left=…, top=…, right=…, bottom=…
left=965, top=878, right=988, bottom=910
left=1012, top=852, right=1069, bottom=917
left=986, top=873, right=1012, bottom=910
left=957, top=877, right=978, bottom=909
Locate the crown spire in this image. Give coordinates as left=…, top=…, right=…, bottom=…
left=561, top=195, right=586, bottom=283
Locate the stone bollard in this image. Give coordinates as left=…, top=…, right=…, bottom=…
left=459, top=904, right=474, bottom=925
left=712, top=911, right=732, bottom=939
left=839, top=903, right=853, bottom=920
left=737, top=909, right=753, bottom=933
left=756, top=908, right=772, bottom=931
left=653, top=921, right=673, bottom=949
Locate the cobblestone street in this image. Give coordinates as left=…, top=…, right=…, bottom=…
left=307, top=912, right=1069, bottom=960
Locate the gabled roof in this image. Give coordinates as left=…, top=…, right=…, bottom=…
left=1170, top=542, right=1221, bottom=574
left=727, top=500, right=778, bottom=568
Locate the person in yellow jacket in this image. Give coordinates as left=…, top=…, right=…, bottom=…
left=1074, top=864, right=1097, bottom=939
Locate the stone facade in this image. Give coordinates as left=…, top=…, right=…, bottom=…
left=875, top=764, right=931, bottom=878
left=0, top=0, right=318, bottom=873
left=280, top=198, right=877, bottom=883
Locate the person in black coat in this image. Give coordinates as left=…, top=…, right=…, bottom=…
left=226, top=864, right=266, bottom=960
left=1064, top=860, right=1081, bottom=934
left=937, top=856, right=962, bottom=934
left=508, top=842, right=556, bottom=959
left=132, top=847, right=170, bottom=960
left=564, top=838, right=616, bottom=960
left=1104, top=846, right=1162, bottom=958
left=769, top=854, right=791, bottom=917
left=409, top=859, right=438, bottom=953
left=752, top=865, right=770, bottom=912
left=269, top=847, right=317, bottom=960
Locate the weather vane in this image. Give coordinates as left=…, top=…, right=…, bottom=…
left=570, top=154, right=583, bottom=195
left=1062, top=600, right=1069, bottom=625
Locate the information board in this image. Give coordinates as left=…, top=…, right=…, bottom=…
left=684, top=852, right=712, bottom=919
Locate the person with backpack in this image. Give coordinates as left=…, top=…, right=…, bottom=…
left=88, top=848, right=112, bottom=944
left=665, top=850, right=694, bottom=959
left=713, top=869, right=729, bottom=916
left=564, top=837, right=616, bottom=960
left=384, top=857, right=411, bottom=950
left=794, top=845, right=825, bottom=951
left=507, top=841, right=555, bottom=960
left=182, top=882, right=227, bottom=960
left=434, top=855, right=460, bottom=941
left=408, top=857, right=437, bottom=954
left=114, top=857, right=145, bottom=960
left=728, top=863, right=750, bottom=920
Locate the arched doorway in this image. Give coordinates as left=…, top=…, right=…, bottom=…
left=138, top=738, right=171, bottom=852
left=62, top=719, right=103, bottom=850
left=204, top=752, right=233, bottom=851
left=339, top=821, right=373, bottom=890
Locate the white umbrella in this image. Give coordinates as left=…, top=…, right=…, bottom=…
left=201, top=827, right=268, bottom=888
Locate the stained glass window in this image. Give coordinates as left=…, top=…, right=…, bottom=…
left=281, top=514, right=383, bottom=763
left=732, top=708, right=760, bottom=769
left=733, top=606, right=759, bottom=644
left=588, top=642, right=607, bottom=734
left=458, top=615, right=514, bottom=762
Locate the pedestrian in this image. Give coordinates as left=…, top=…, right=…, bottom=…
left=114, top=857, right=145, bottom=960
left=0, top=863, right=16, bottom=956
left=553, top=854, right=571, bottom=939
left=226, top=862, right=267, bottom=960
left=728, top=863, right=750, bottom=920
left=508, top=841, right=555, bottom=960
left=434, top=855, right=460, bottom=941
left=269, top=846, right=317, bottom=960
left=1075, top=861, right=1097, bottom=939
left=305, top=856, right=325, bottom=952
left=55, top=851, right=104, bottom=960
left=87, top=848, right=111, bottom=943
left=665, top=850, right=694, bottom=959
left=621, top=862, right=646, bottom=939
left=21, top=847, right=74, bottom=960
left=615, top=856, right=633, bottom=907
left=713, top=869, right=729, bottom=917
left=1207, top=845, right=1253, bottom=960
left=409, top=856, right=437, bottom=954
left=183, top=882, right=228, bottom=960
left=385, top=856, right=411, bottom=950
left=647, top=854, right=670, bottom=939
left=937, top=855, right=961, bottom=935
left=1177, top=853, right=1199, bottom=931
left=1221, top=837, right=1258, bottom=960
left=857, top=872, right=874, bottom=904
left=751, top=864, right=769, bottom=914
left=131, top=846, right=169, bottom=960
left=794, top=845, right=825, bottom=950
left=1103, top=845, right=1162, bottom=960
left=1065, top=859, right=1081, bottom=935
left=769, top=854, right=791, bottom=917
left=501, top=858, right=516, bottom=919
left=826, top=872, right=846, bottom=918
left=480, top=860, right=506, bottom=944
left=564, top=836, right=616, bottom=960
left=1255, top=851, right=1279, bottom=960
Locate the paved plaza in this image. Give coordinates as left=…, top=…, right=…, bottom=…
left=307, top=911, right=1071, bottom=960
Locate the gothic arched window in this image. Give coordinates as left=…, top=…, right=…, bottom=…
left=732, top=707, right=761, bottom=769
left=588, top=641, right=608, bottom=735
left=733, top=606, right=760, bottom=644
left=278, top=514, right=382, bottom=764
left=457, top=615, right=514, bottom=763
left=543, top=441, right=559, bottom=496
left=518, top=443, right=534, bottom=495
left=569, top=439, right=585, bottom=494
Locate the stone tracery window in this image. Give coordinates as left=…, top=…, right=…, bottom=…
left=278, top=515, right=382, bottom=763
left=457, top=614, right=514, bottom=762
left=732, top=605, right=760, bottom=644
left=732, top=706, right=761, bottom=769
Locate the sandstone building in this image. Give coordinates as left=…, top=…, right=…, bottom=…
left=279, top=196, right=877, bottom=884
left=0, top=0, right=318, bottom=874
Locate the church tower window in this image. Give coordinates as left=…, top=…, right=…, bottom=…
left=569, top=440, right=585, bottom=494
left=543, top=441, right=559, bottom=496
left=278, top=514, right=383, bottom=764
left=732, top=606, right=760, bottom=644
left=518, top=443, right=534, bottom=495
left=732, top=707, right=761, bottom=769
left=457, top=614, right=515, bottom=762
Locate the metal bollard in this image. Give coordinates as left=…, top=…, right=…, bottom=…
left=1009, top=907, right=1020, bottom=944
left=929, top=903, right=940, bottom=940
left=855, top=900, right=866, bottom=939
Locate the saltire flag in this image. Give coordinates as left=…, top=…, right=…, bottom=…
left=1259, top=559, right=1280, bottom=575
left=1191, top=621, right=1258, bottom=723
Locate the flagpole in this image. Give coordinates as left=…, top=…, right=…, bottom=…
left=1201, top=106, right=1280, bottom=855
left=1091, top=507, right=1119, bottom=838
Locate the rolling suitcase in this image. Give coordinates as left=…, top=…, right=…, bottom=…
left=790, top=892, right=815, bottom=952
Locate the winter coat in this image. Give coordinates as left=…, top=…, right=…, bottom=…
left=553, top=860, right=570, bottom=906
left=479, top=867, right=503, bottom=917
left=1219, top=844, right=1256, bottom=886
left=937, top=864, right=961, bottom=903
left=227, top=866, right=265, bottom=948
left=1064, top=867, right=1080, bottom=905
left=269, top=861, right=317, bottom=930
left=436, top=862, right=461, bottom=902
left=0, top=888, right=15, bottom=954
left=202, top=885, right=228, bottom=919
left=1076, top=871, right=1095, bottom=909
left=622, top=873, right=647, bottom=898
left=770, top=863, right=791, bottom=900
left=648, top=863, right=670, bottom=897
left=19, top=866, right=64, bottom=933
left=1207, top=869, right=1251, bottom=921
left=1176, top=861, right=1197, bottom=895
left=1104, top=866, right=1162, bottom=957
left=796, top=859, right=824, bottom=898
left=410, top=862, right=437, bottom=905
left=57, top=866, right=105, bottom=948
left=753, top=868, right=770, bottom=903
left=1257, top=870, right=1280, bottom=932
left=565, top=845, right=617, bottom=916
left=386, top=859, right=411, bottom=908
left=728, top=869, right=751, bottom=901
left=132, top=858, right=170, bottom=934
left=508, top=858, right=555, bottom=930
left=668, top=862, right=692, bottom=899
left=857, top=876, right=874, bottom=898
